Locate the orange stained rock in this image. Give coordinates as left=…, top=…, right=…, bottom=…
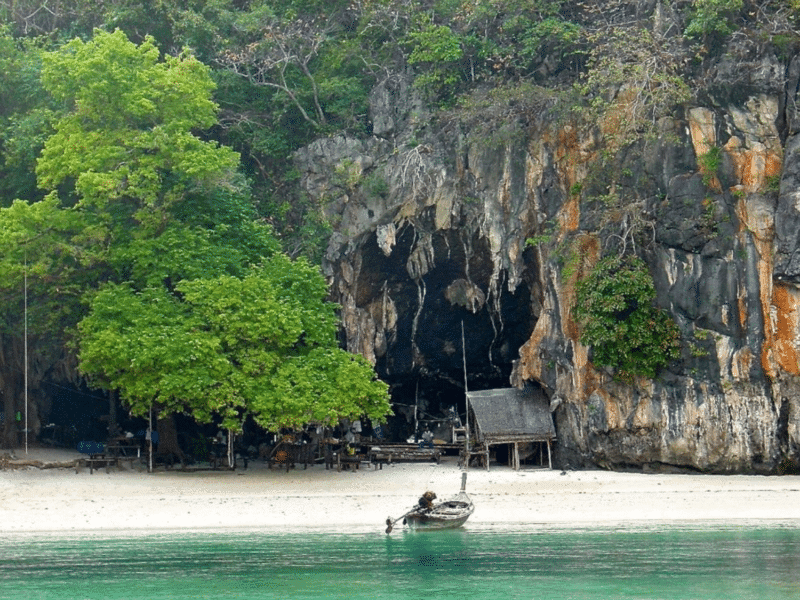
left=556, top=124, right=580, bottom=158
left=738, top=295, right=748, bottom=330
left=731, top=346, right=753, bottom=381
left=765, top=153, right=783, bottom=178
left=562, top=234, right=600, bottom=342
left=739, top=149, right=781, bottom=193
left=516, top=315, right=548, bottom=383
left=771, top=283, right=800, bottom=376
left=562, top=193, right=580, bottom=231
left=688, top=109, right=716, bottom=156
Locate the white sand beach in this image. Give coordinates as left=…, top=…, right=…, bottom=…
left=2, top=447, right=799, bottom=534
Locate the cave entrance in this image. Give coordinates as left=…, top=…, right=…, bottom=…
left=384, top=377, right=469, bottom=446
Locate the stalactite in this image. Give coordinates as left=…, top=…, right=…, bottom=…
left=411, top=276, right=426, bottom=368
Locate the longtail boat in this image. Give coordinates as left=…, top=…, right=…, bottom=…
left=385, top=471, right=474, bottom=533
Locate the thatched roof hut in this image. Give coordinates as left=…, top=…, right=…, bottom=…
left=466, top=386, right=555, bottom=470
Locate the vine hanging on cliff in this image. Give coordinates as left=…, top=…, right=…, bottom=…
left=574, top=255, right=680, bottom=382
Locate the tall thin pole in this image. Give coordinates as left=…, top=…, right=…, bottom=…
left=461, top=321, right=470, bottom=464
left=227, top=428, right=233, bottom=469
left=414, top=380, right=419, bottom=438
left=24, top=251, right=28, bottom=455
left=148, top=405, right=153, bottom=473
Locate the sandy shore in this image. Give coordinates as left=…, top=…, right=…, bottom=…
left=2, top=447, right=800, bottom=534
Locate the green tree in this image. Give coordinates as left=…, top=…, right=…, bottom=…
left=574, top=255, right=680, bottom=382
left=37, top=29, right=240, bottom=233
left=405, top=18, right=463, bottom=102
left=78, top=256, right=391, bottom=432
left=0, top=29, right=57, bottom=206
left=0, top=196, right=90, bottom=446
left=0, top=29, right=274, bottom=448
left=685, top=0, right=744, bottom=40
left=12, top=28, right=391, bottom=445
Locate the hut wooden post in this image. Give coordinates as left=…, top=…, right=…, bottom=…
left=514, top=442, right=520, bottom=471
left=546, top=439, right=552, bottom=469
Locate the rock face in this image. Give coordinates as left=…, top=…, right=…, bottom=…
left=294, top=43, right=800, bottom=473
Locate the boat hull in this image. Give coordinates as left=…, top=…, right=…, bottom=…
left=404, top=513, right=472, bottom=530
left=403, top=501, right=474, bottom=530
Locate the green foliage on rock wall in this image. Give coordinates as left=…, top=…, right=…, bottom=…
left=685, top=0, right=744, bottom=39
left=575, top=255, right=681, bottom=382
left=405, top=18, right=464, bottom=102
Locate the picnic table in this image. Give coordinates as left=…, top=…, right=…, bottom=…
left=107, top=438, right=141, bottom=458
left=75, top=451, right=119, bottom=474
left=107, top=438, right=142, bottom=470
left=335, top=451, right=369, bottom=472
left=368, top=445, right=441, bottom=469
left=76, top=440, right=142, bottom=473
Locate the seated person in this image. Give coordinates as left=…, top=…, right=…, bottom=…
left=418, top=490, right=437, bottom=511
left=419, top=427, right=434, bottom=449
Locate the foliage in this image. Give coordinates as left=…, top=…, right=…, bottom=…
left=362, top=171, right=389, bottom=200
left=574, top=255, right=680, bottom=382
left=439, top=0, right=581, bottom=78
left=218, top=6, right=369, bottom=135
left=685, top=0, right=744, bottom=40
left=765, top=173, right=782, bottom=193
left=449, top=81, right=572, bottom=148
left=499, top=13, right=583, bottom=73
left=0, top=29, right=56, bottom=205
left=405, top=18, right=464, bottom=102
left=698, top=146, right=723, bottom=188
left=78, top=256, right=391, bottom=431
left=578, top=27, right=691, bottom=151
left=37, top=29, right=240, bottom=233
left=0, top=0, right=101, bottom=38
left=0, top=196, right=92, bottom=335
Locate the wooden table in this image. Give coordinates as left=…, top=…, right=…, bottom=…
left=76, top=453, right=119, bottom=474
left=336, top=452, right=368, bottom=472
left=368, top=445, right=441, bottom=469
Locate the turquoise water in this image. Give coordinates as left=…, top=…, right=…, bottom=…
left=2, top=524, right=800, bottom=599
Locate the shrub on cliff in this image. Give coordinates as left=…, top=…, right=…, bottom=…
left=575, top=255, right=680, bottom=382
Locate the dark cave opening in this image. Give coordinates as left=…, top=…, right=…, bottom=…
left=357, top=221, right=541, bottom=443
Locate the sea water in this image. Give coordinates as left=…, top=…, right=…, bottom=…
left=2, top=524, right=799, bottom=600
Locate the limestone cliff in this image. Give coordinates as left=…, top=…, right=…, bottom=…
left=294, top=18, right=800, bottom=473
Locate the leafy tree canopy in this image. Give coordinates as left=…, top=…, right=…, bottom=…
left=78, top=255, right=391, bottom=431
left=32, top=29, right=392, bottom=433
left=0, top=27, right=389, bottom=440
left=37, top=29, right=240, bottom=233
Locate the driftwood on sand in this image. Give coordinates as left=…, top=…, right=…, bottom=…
left=0, top=453, right=77, bottom=470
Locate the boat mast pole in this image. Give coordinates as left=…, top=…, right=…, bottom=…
left=414, top=380, right=418, bottom=440
left=461, top=321, right=469, bottom=466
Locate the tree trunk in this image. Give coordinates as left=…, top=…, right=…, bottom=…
left=156, top=413, right=186, bottom=467
left=0, top=334, right=16, bottom=449
left=108, top=390, right=118, bottom=436
left=1, top=376, right=17, bottom=450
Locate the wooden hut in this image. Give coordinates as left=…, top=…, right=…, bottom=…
left=466, top=387, right=556, bottom=471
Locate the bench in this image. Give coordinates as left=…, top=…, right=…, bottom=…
left=336, top=453, right=369, bottom=472
left=369, top=446, right=441, bottom=469
left=268, top=442, right=314, bottom=471
left=76, top=453, right=119, bottom=474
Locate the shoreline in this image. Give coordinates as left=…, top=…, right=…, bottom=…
left=3, top=448, right=800, bottom=535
